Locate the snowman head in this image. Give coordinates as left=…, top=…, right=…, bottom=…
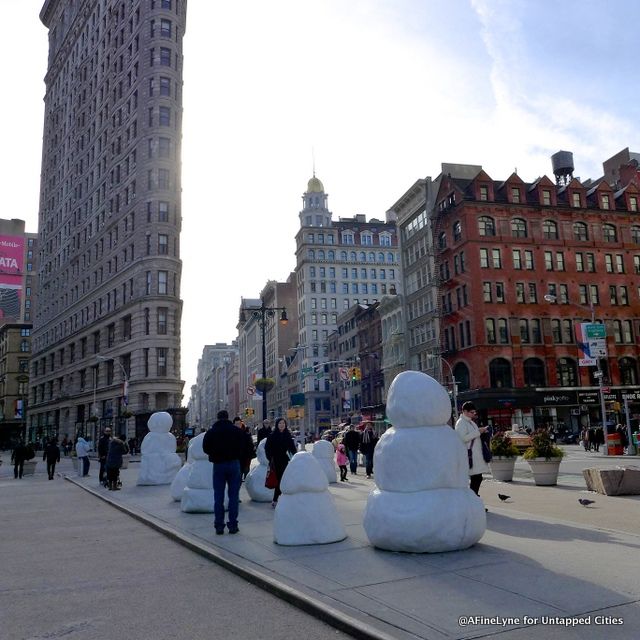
left=256, top=439, right=268, bottom=465
left=386, top=370, right=451, bottom=427
left=188, top=432, right=206, bottom=460
left=147, top=411, right=173, bottom=433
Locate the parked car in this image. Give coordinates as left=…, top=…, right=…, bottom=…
left=504, top=430, right=532, bottom=453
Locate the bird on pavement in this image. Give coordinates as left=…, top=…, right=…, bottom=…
left=498, top=494, right=511, bottom=502
left=579, top=498, right=596, bottom=507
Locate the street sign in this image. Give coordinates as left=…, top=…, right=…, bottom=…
left=287, top=408, right=305, bottom=419
left=602, top=386, right=610, bottom=394
left=339, top=367, right=349, bottom=381
left=246, top=385, right=256, bottom=396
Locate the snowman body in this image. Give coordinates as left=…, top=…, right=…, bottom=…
left=274, top=451, right=346, bottom=546
left=181, top=433, right=215, bottom=513
left=170, top=439, right=195, bottom=501
left=312, top=439, right=337, bottom=484
left=363, top=371, right=486, bottom=552
left=137, top=412, right=182, bottom=485
left=245, top=439, right=273, bottom=502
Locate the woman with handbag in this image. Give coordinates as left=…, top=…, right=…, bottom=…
left=455, top=401, right=490, bottom=498
left=264, top=418, right=296, bottom=508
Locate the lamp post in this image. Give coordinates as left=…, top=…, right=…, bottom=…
left=240, top=300, right=288, bottom=421
left=428, top=354, right=458, bottom=420
left=544, top=294, right=609, bottom=455
left=96, top=355, right=130, bottom=436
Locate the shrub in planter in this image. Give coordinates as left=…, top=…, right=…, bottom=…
left=489, top=433, right=520, bottom=482
left=253, top=377, right=275, bottom=393
left=523, top=430, right=564, bottom=486
left=490, top=433, right=520, bottom=458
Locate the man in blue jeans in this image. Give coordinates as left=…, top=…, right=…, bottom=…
left=202, top=410, right=244, bottom=535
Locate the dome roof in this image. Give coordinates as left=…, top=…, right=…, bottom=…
left=307, top=175, right=324, bottom=193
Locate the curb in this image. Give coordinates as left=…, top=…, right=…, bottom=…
left=64, top=475, right=399, bottom=640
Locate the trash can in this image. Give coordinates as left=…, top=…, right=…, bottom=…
left=607, top=433, right=623, bottom=455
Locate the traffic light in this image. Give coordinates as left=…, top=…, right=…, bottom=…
left=244, top=407, right=255, bottom=416
left=613, top=401, right=621, bottom=412
left=350, top=367, right=358, bottom=381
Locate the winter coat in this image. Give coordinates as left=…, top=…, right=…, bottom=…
left=336, top=443, right=348, bottom=466
left=359, top=430, right=378, bottom=456
left=98, top=434, right=112, bottom=458
left=106, top=437, right=128, bottom=469
left=43, top=443, right=61, bottom=463
left=11, top=443, right=29, bottom=464
left=202, top=419, right=244, bottom=464
left=343, top=429, right=361, bottom=452
left=455, top=414, right=490, bottom=476
left=75, top=438, right=91, bottom=458
left=264, top=428, right=296, bottom=468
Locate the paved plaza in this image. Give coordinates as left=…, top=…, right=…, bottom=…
left=2, top=447, right=640, bottom=639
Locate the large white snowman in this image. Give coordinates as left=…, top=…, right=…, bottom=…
left=274, top=451, right=346, bottom=546
left=245, top=439, right=273, bottom=502
left=363, top=370, right=486, bottom=552
left=181, top=432, right=215, bottom=513
left=312, top=439, right=338, bottom=483
left=137, top=412, right=182, bottom=485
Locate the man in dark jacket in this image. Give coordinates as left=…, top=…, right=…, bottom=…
left=43, top=438, right=61, bottom=480
left=343, top=425, right=361, bottom=475
left=256, top=419, right=271, bottom=444
left=11, top=439, right=29, bottom=479
left=97, top=427, right=112, bottom=486
left=202, top=410, right=244, bottom=535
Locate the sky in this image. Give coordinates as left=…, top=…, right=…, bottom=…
left=2, top=0, right=639, bottom=397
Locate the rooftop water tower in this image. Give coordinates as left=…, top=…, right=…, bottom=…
left=551, top=150, right=574, bottom=186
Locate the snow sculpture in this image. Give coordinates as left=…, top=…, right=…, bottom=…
left=137, top=412, right=182, bottom=485
left=170, top=443, right=194, bottom=501
left=363, top=370, right=486, bottom=553
left=245, top=439, right=273, bottom=502
left=274, top=451, right=346, bottom=546
left=181, top=433, right=215, bottom=513
left=312, top=439, right=337, bottom=483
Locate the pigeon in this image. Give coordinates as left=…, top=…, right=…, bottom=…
left=498, top=494, right=511, bottom=502
left=579, top=498, right=596, bottom=507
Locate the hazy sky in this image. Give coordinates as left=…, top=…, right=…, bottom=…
left=2, top=0, right=639, bottom=396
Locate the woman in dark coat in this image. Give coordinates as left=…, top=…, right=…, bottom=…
left=264, top=418, right=297, bottom=507
left=105, top=434, right=129, bottom=490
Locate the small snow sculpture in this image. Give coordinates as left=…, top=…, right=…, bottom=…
left=170, top=443, right=194, bottom=501
left=181, top=433, right=215, bottom=513
left=363, top=370, right=486, bottom=553
left=245, top=439, right=273, bottom=502
left=137, top=412, right=182, bottom=485
left=312, top=439, right=338, bottom=483
left=274, top=451, right=346, bottom=546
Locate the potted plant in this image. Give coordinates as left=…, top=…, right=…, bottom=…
left=523, top=430, right=564, bottom=486
left=489, top=432, right=520, bottom=482
left=253, top=377, right=275, bottom=393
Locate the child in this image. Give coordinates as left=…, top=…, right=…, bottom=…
left=336, top=442, right=348, bottom=482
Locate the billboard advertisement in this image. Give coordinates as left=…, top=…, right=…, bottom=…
left=0, top=235, right=24, bottom=321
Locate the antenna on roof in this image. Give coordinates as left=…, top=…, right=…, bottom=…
left=312, top=146, right=316, bottom=177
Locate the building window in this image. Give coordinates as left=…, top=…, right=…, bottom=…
left=542, top=189, right=551, bottom=205
left=483, top=282, right=492, bottom=303
left=511, top=187, right=521, bottom=203
left=438, top=232, right=447, bottom=250
left=572, top=192, right=581, bottom=208
left=158, top=234, right=169, bottom=254
left=453, top=221, right=462, bottom=242
left=603, top=223, right=617, bottom=242
left=498, top=318, right=509, bottom=344
left=556, top=358, right=577, bottom=386
left=556, top=252, right=565, bottom=271
left=478, top=216, right=495, bottom=237
left=573, top=222, right=588, bottom=241
left=542, top=220, right=558, bottom=239
left=601, top=194, right=610, bottom=210
left=160, top=47, right=171, bottom=66
left=515, top=283, right=525, bottom=303
left=486, top=319, right=496, bottom=344
left=524, top=250, right=534, bottom=270
left=512, top=249, right=522, bottom=270
left=157, top=307, right=168, bottom=334
left=489, top=358, right=512, bottom=388
left=157, top=348, right=167, bottom=376
left=619, top=357, right=637, bottom=384
left=511, top=218, right=527, bottom=238
left=480, top=249, right=489, bottom=268
left=158, top=271, right=168, bottom=295
left=629, top=196, right=638, bottom=212
left=544, top=251, right=553, bottom=270
left=495, top=282, right=505, bottom=303
left=491, top=248, right=501, bottom=268
left=519, top=319, right=530, bottom=343
left=479, top=185, right=489, bottom=201
left=342, top=232, right=354, bottom=244
left=524, top=358, right=545, bottom=386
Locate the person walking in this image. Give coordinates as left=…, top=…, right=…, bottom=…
left=233, top=416, right=255, bottom=481
left=264, top=417, right=297, bottom=508
left=256, top=419, right=272, bottom=444
left=97, top=427, right=112, bottom=486
left=455, top=401, right=490, bottom=499
left=336, top=442, right=348, bottom=481
left=343, top=424, right=361, bottom=475
left=202, top=410, right=245, bottom=535
left=11, top=439, right=29, bottom=479
left=359, top=423, right=378, bottom=479
left=75, top=435, right=91, bottom=477
left=43, top=438, right=61, bottom=480
left=105, top=434, right=129, bottom=490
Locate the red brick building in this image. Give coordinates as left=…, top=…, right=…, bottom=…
left=432, top=151, right=640, bottom=435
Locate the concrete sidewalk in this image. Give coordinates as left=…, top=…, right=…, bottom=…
left=58, top=454, right=640, bottom=640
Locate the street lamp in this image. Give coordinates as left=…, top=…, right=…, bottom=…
left=240, top=300, right=288, bottom=421
left=428, top=354, right=459, bottom=420
left=96, top=354, right=129, bottom=405
left=543, top=294, right=609, bottom=455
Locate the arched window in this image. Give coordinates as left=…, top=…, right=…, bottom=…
left=328, top=250, right=335, bottom=260
left=489, top=358, right=512, bottom=388
left=523, top=358, right=546, bottom=387
left=453, top=221, right=462, bottom=242
left=603, top=223, right=617, bottom=242
left=573, top=222, right=589, bottom=241
left=378, top=252, right=385, bottom=262
left=317, top=250, right=325, bottom=260
left=438, top=232, right=447, bottom=249
left=350, top=251, right=357, bottom=261
left=619, top=357, right=637, bottom=385
left=387, top=252, right=394, bottom=262
left=368, top=252, right=375, bottom=262
left=478, top=216, right=495, bottom=237
left=556, top=358, right=578, bottom=386
left=511, top=218, right=527, bottom=238
left=542, top=220, right=558, bottom=239
left=308, top=249, right=315, bottom=260
left=359, top=252, right=366, bottom=261
left=453, top=362, right=470, bottom=392
left=631, top=226, right=640, bottom=244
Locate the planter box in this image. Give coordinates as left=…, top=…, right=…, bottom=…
left=527, top=458, right=562, bottom=486
left=583, top=467, right=640, bottom=495
left=489, top=456, right=517, bottom=482
left=121, top=454, right=130, bottom=469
